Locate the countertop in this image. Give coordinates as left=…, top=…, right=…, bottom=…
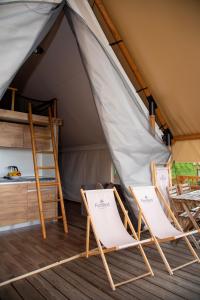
left=0, top=176, right=55, bottom=185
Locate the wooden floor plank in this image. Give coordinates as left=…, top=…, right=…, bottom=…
left=53, top=265, right=115, bottom=300
left=13, top=279, right=45, bottom=300
left=40, top=269, right=90, bottom=300
left=0, top=201, right=200, bottom=300
left=0, top=284, right=22, bottom=300
left=27, top=275, right=68, bottom=300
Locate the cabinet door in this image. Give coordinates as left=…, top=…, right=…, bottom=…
left=0, top=122, right=24, bottom=148
left=0, top=184, right=27, bottom=226
left=23, top=125, right=51, bottom=151
left=27, top=184, right=57, bottom=221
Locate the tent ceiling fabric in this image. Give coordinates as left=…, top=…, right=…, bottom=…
left=172, top=140, right=200, bottom=162
left=17, top=14, right=105, bottom=148
left=102, top=0, right=200, bottom=137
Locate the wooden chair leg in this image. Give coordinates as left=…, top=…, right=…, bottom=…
left=96, top=239, right=115, bottom=290
left=124, top=210, right=128, bottom=229
left=183, top=235, right=200, bottom=262
left=138, top=209, right=142, bottom=240
left=154, top=238, right=173, bottom=275
left=189, top=235, right=200, bottom=249
left=86, top=216, right=90, bottom=258
left=182, top=203, right=199, bottom=231
left=137, top=244, right=154, bottom=276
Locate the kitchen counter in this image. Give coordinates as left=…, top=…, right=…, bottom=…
left=0, top=177, right=58, bottom=231
left=0, top=176, right=55, bottom=184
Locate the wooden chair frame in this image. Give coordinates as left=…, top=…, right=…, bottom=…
left=80, top=187, right=154, bottom=291
left=136, top=160, right=173, bottom=239
left=168, top=186, right=200, bottom=249
left=129, top=186, right=200, bottom=275
left=167, top=185, right=183, bottom=219
left=178, top=183, right=191, bottom=195
left=151, top=161, right=172, bottom=187
left=151, top=159, right=173, bottom=218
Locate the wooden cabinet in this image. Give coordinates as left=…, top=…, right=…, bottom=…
left=0, top=122, right=24, bottom=148
left=23, top=125, right=51, bottom=150
left=0, top=184, right=28, bottom=226
left=27, top=183, right=57, bottom=221
left=0, top=183, right=57, bottom=228
left=0, top=121, right=51, bottom=150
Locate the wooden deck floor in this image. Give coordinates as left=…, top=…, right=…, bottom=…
left=0, top=202, right=200, bottom=300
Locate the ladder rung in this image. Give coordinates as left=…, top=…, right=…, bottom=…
left=43, top=199, right=60, bottom=204
left=31, top=119, right=49, bottom=125
left=40, top=182, right=59, bottom=187
left=36, top=151, right=54, bottom=154
left=35, top=135, right=51, bottom=140
left=45, top=216, right=63, bottom=221
left=38, top=166, right=55, bottom=170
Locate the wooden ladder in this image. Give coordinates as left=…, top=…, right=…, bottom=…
left=28, top=103, right=68, bottom=239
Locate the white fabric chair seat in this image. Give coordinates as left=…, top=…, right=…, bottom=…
left=156, top=166, right=171, bottom=205
left=130, top=186, right=185, bottom=240
left=85, top=189, right=138, bottom=249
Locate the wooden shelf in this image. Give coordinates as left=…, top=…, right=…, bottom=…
left=0, top=109, right=62, bottom=126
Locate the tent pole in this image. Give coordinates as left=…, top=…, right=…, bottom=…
left=93, top=0, right=170, bottom=136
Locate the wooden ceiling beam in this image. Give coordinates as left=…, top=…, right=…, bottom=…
left=174, top=133, right=200, bottom=142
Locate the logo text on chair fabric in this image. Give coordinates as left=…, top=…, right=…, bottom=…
left=95, top=199, right=110, bottom=209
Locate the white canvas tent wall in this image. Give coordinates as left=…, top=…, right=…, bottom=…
left=0, top=1, right=169, bottom=208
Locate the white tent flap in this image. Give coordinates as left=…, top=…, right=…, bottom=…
left=0, top=1, right=63, bottom=98
left=65, top=1, right=169, bottom=188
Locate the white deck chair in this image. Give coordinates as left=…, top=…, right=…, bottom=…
left=129, top=186, right=200, bottom=275
left=136, top=161, right=172, bottom=239
left=80, top=188, right=154, bottom=291
left=151, top=161, right=172, bottom=205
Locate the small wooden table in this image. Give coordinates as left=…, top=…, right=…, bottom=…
left=172, top=190, right=200, bottom=248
